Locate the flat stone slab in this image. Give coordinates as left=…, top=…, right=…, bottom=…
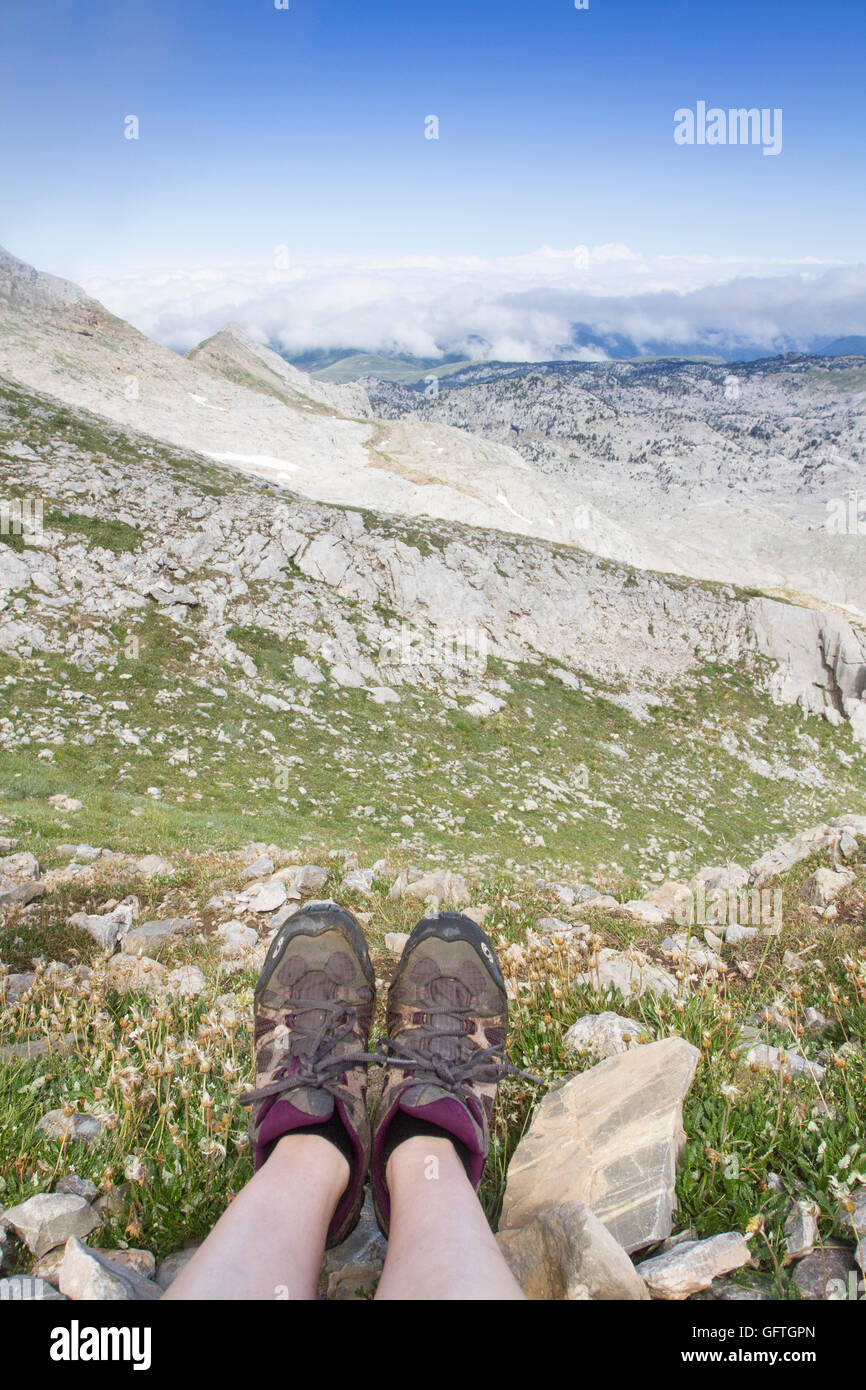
left=636, top=1232, right=752, bottom=1299
left=4, top=1192, right=100, bottom=1258
left=500, top=1037, right=700, bottom=1253
left=121, top=918, right=197, bottom=952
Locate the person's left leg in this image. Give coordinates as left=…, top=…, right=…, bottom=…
left=163, top=1133, right=348, bottom=1300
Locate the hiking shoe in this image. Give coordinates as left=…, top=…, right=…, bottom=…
left=370, top=912, right=533, bottom=1235
left=240, top=901, right=376, bottom=1247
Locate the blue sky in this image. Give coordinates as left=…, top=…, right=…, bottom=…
left=2, top=0, right=864, bottom=357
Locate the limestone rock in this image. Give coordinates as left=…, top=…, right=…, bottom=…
left=497, top=1200, right=649, bottom=1301
left=4, top=1192, right=100, bottom=1258
left=659, top=933, right=721, bottom=970
left=384, top=932, right=409, bottom=954
left=241, top=854, right=274, bottom=880
left=293, top=864, right=329, bottom=895
left=791, top=1245, right=859, bottom=1300
left=134, top=854, right=175, bottom=878
left=166, top=964, right=206, bottom=997
left=748, top=825, right=837, bottom=887
left=37, top=1109, right=103, bottom=1145
left=799, top=867, right=855, bottom=911
left=216, top=920, right=258, bottom=956
left=122, top=918, right=196, bottom=952
left=69, top=903, right=134, bottom=951
left=622, top=899, right=669, bottom=926
left=740, top=1043, right=825, bottom=1083
left=155, top=1245, right=201, bottom=1290
left=689, top=863, right=749, bottom=897
left=35, top=1243, right=155, bottom=1285
left=58, top=1235, right=162, bottom=1300
left=837, top=1190, right=866, bottom=1270
left=537, top=916, right=577, bottom=935
left=402, top=869, right=470, bottom=907
left=0, top=850, right=39, bottom=883
left=500, top=1037, right=700, bottom=1252
left=0, top=878, right=45, bottom=906
left=55, top=1175, right=99, bottom=1202
left=321, top=1192, right=386, bottom=1300
left=104, top=953, right=167, bottom=995
left=563, top=1011, right=648, bottom=1059
left=644, top=881, right=692, bottom=916
left=0, top=1275, right=66, bottom=1300
left=576, top=947, right=678, bottom=1000
left=636, top=1232, right=752, bottom=1299
left=242, top=880, right=287, bottom=913
left=0, top=971, right=36, bottom=1003
left=342, top=868, right=375, bottom=895
left=784, top=1200, right=820, bottom=1260
left=293, top=655, right=324, bottom=684
left=725, top=922, right=758, bottom=944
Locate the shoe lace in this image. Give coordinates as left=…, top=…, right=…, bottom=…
left=239, top=995, right=381, bottom=1109
left=240, top=993, right=542, bottom=1112
left=374, top=998, right=542, bottom=1098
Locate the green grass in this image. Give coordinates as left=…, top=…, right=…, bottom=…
left=46, top=511, right=142, bottom=553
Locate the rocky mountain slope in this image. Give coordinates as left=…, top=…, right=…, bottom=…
left=1, top=374, right=865, bottom=881
left=0, top=247, right=601, bottom=549
left=367, top=356, right=866, bottom=615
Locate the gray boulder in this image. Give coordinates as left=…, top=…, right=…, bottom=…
left=496, top=1201, right=649, bottom=1300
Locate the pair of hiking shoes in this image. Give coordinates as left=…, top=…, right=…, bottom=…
left=240, top=901, right=528, bottom=1247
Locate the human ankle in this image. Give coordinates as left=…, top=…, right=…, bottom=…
left=385, top=1133, right=466, bottom=1190
left=271, top=1131, right=351, bottom=1193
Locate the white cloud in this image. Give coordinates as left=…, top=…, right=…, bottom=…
left=83, top=246, right=866, bottom=361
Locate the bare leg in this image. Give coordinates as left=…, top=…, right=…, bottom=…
left=163, top=1134, right=349, bottom=1300
left=374, top=1136, right=525, bottom=1301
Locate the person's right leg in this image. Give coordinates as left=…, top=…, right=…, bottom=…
left=369, top=912, right=535, bottom=1300
left=375, top=1135, right=524, bottom=1300
left=163, top=1132, right=348, bottom=1300
left=167, top=901, right=377, bottom=1300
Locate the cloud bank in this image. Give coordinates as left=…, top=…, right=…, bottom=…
left=84, top=246, right=866, bottom=362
